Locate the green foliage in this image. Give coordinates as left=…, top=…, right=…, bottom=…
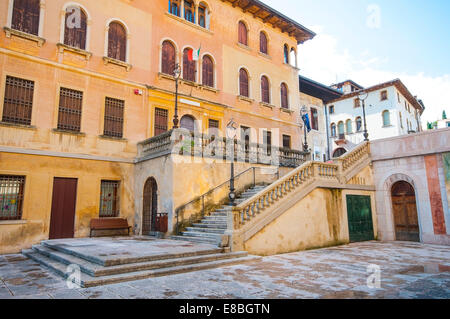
left=443, top=110, right=447, bottom=120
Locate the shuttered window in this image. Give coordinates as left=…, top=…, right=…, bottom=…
left=260, top=32, right=268, bottom=54
left=261, top=76, right=270, bottom=104
left=162, top=41, right=176, bottom=75
left=11, top=0, right=40, bottom=36
left=99, top=181, right=120, bottom=218
left=183, top=48, right=196, bottom=82
left=154, top=108, right=168, bottom=136
left=2, top=76, right=34, bottom=125
left=0, top=175, right=25, bottom=221
left=57, top=87, right=83, bottom=132
left=108, top=22, right=127, bottom=62
left=238, top=21, right=248, bottom=46
left=239, top=69, right=249, bottom=97
left=64, top=6, right=87, bottom=50
left=311, top=108, right=319, bottom=131
left=281, top=83, right=289, bottom=109
left=104, top=97, right=124, bottom=138
left=202, top=55, right=214, bottom=87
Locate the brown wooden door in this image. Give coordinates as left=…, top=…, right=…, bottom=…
left=392, top=181, right=420, bottom=242
left=49, top=178, right=78, bottom=240
left=142, top=178, right=157, bottom=234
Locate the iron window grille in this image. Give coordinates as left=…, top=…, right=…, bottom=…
left=99, top=181, right=120, bottom=218
left=104, top=97, right=124, bottom=138
left=0, top=175, right=25, bottom=221
left=154, top=108, right=168, bottom=136
left=57, top=87, right=83, bottom=132
left=2, top=76, right=34, bottom=125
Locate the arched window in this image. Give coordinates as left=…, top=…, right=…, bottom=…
left=64, top=6, right=87, bottom=50
left=11, top=0, right=40, bottom=36
left=260, top=32, right=268, bottom=54
left=346, top=119, right=353, bottom=134
left=239, top=68, right=249, bottom=97
left=382, top=110, right=391, bottom=126
left=168, top=0, right=181, bottom=17
left=338, top=121, right=345, bottom=136
left=202, top=55, right=214, bottom=87
left=184, top=0, right=194, bottom=23
left=290, top=48, right=297, bottom=67
left=161, top=40, right=176, bottom=75
left=283, top=45, right=289, bottom=64
left=238, top=21, right=248, bottom=46
left=198, top=3, right=210, bottom=29
left=261, top=76, right=270, bottom=104
left=356, top=117, right=362, bottom=132
left=183, top=48, right=196, bottom=82
left=331, top=123, right=337, bottom=137
left=280, top=83, right=289, bottom=109
left=180, top=115, right=196, bottom=132
left=107, top=22, right=127, bottom=62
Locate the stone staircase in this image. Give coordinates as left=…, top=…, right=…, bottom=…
left=171, top=185, right=267, bottom=245
left=22, top=238, right=261, bottom=288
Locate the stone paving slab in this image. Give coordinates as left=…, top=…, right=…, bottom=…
left=0, top=241, right=449, bottom=299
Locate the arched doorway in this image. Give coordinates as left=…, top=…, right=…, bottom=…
left=333, top=148, right=347, bottom=158
left=391, top=181, right=420, bottom=242
left=180, top=115, right=196, bottom=132
left=142, top=177, right=158, bottom=235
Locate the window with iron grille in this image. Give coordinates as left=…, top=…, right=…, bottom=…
left=154, top=108, right=168, bottom=136
left=2, top=76, right=34, bottom=125
left=104, top=97, right=124, bottom=138
left=282, top=135, right=291, bottom=149
left=64, top=6, right=87, bottom=50
left=0, top=175, right=25, bottom=221
left=208, top=119, right=219, bottom=129
left=57, top=87, right=83, bottom=132
left=11, top=0, right=40, bottom=36
left=99, top=181, right=120, bottom=218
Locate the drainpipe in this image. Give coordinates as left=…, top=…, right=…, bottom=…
left=324, top=100, right=331, bottom=161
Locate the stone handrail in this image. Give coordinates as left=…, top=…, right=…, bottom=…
left=231, top=142, right=370, bottom=230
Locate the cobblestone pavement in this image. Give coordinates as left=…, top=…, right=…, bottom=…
left=0, top=241, right=449, bottom=299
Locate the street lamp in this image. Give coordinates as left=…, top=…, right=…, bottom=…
left=300, top=106, right=309, bottom=152
left=172, top=63, right=182, bottom=129
left=358, top=91, right=369, bottom=141
left=226, top=119, right=238, bottom=206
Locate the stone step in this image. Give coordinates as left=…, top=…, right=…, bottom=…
left=203, top=216, right=227, bottom=221
left=170, top=236, right=219, bottom=245
left=210, top=212, right=228, bottom=217
left=182, top=231, right=223, bottom=240
left=186, top=227, right=226, bottom=234
left=28, top=245, right=247, bottom=277
left=23, top=249, right=261, bottom=288
left=41, top=240, right=223, bottom=267
left=192, top=223, right=227, bottom=229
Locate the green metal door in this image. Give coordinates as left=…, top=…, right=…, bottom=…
left=346, top=195, right=374, bottom=242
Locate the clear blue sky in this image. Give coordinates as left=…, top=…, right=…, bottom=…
left=262, top=0, right=450, bottom=77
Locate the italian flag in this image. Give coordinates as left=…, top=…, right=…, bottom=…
left=188, top=47, right=201, bottom=61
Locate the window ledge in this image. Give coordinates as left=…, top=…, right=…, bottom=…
left=52, top=128, right=86, bottom=136
left=237, top=95, right=254, bottom=103
left=103, top=57, right=132, bottom=71
left=165, top=12, right=213, bottom=35
left=260, top=102, right=275, bottom=109
left=181, top=79, right=198, bottom=87
left=57, top=43, right=92, bottom=60
left=158, top=72, right=176, bottom=81
left=280, top=108, right=294, bottom=114
left=99, top=135, right=127, bottom=142
left=283, top=62, right=300, bottom=71
left=199, top=85, right=219, bottom=93
left=237, top=43, right=251, bottom=52
left=0, top=220, right=27, bottom=225
left=0, top=122, right=36, bottom=130
left=3, top=27, right=46, bottom=47
left=382, top=125, right=393, bottom=128
left=258, top=52, right=271, bottom=60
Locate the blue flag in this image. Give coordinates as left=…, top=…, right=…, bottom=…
left=302, top=113, right=311, bottom=132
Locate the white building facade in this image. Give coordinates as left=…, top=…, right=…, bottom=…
left=327, top=79, right=425, bottom=157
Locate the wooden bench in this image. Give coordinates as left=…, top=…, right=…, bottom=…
left=90, top=218, right=131, bottom=237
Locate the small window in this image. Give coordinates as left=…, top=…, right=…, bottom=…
left=380, top=90, right=388, bottom=101
left=168, top=0, right=181, bottom=16
left=107, top=22, right=127, bottom=62
left=261, top=76, right=270, bottom=104
left=154, top=108, right=168, bottom=136
left=238, top=21, right=248, bottom=46
left=208, top=119, right=219, bottom=129
left=283, top=45, right=289, bottom=64
left=346, top=119, right=352, bottom=134
left=329, top=105, right=335, bottom=114
left=356, top=117, right=362, bottom=132
left=104, top=97, right=124, bottom=138
left=382, top=110, right=391, bottom=126
left=264, top=130, right=272, bottom=155
left=0, top=175, right=25, bottom=221
left=331, top=123, right=337, bottom=137
left=338, top=121, right=345, bottom=136
left=282, top=135, right=291, bottom=149
left=161, top=40, right=176, bottom=75
left=2, top=76, right=34, bottom=126
left=99, top=180, right=120, bottom=218
left=239, top=68, right=249, bottom=97
left=184, top=0, right=194, bottom=23
left=354, top=98, right=360, bottom=108
left=11, top=0, right=40, bottom=36
left=183, top=48, right=196, bottom=82
left=57, top=87, right=83, bottom=132
left=202, top=55, right=214, bottom=87
left=311, top=108, right=319, bottom=131
left=399, top=112, right=403, bottom=129
left=260, top=32, right=268, bottom=54
left=64, top=6, right=87, bottom=50
left=280, top=83, right=289, bottom=109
